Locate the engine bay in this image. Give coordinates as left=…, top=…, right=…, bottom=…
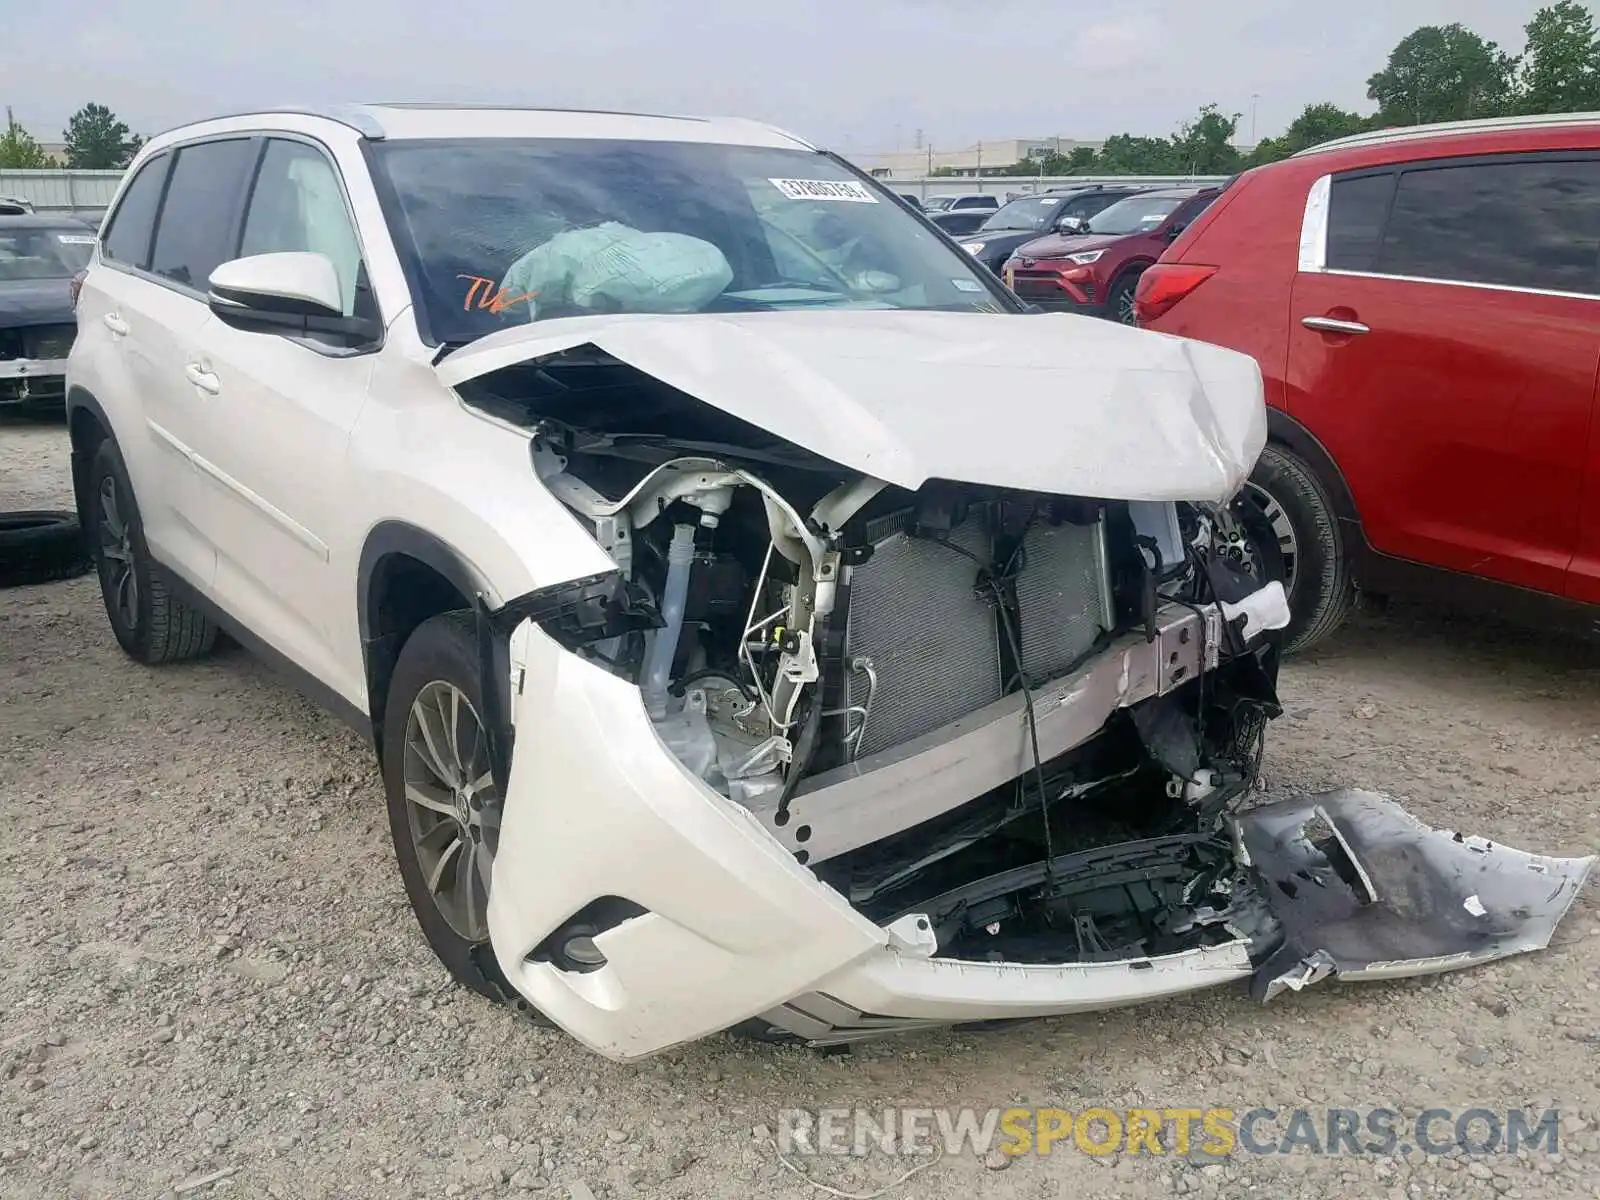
left=461, top=347, right=1302, bottom=975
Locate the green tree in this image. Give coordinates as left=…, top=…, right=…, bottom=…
left=1367, top=24, right=1518, bottom=124
left=1063, top=145, right=1098, bottom=174
left=1249, top=102, right=1372, bottom=165
left=1095, top=134, right=1178, bottom=175
left=64, top=102, right=138, bottom=168
left=1515, top=0, right=1600, bottom=113
left=0, top=115, right=54, bottom=168
left=1170, top=103, right=1243, bottom=174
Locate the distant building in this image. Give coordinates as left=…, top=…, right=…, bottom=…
left=856, top=137, right=1104, bottom=180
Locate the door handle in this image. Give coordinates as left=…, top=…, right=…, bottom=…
left=102, top=313, right=130, bottom=336
left=1302, top=315, right=1370, bottom=336
left=183, top=363, right=221, bottom=395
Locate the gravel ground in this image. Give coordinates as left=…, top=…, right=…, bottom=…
left=4, top=415, right=1600, bottom=1200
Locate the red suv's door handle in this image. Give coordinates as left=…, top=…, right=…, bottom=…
left=1302, top=315, right=1370, bottom=336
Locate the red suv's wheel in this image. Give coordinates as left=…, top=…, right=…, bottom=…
left=1108, top=270, right=1142, bottom=324
left=1242, top=444, right=1356, bottom=654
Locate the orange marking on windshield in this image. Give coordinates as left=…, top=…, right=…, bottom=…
left=458, top=274, right=538, bottom=314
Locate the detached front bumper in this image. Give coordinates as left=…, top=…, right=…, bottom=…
left=486, top=588, right=1590, bottom=1061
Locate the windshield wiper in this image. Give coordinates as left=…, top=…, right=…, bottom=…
left=430, top=339, right=475, bottom=366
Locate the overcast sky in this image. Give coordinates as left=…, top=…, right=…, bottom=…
left=1, top=0, right=1546, bottom=154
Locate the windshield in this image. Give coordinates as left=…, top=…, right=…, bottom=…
left=0, top=226, right=95, bottom=281
left=1084, top=194, right=1189, bottom=236
left=370, top=139, right=1007, bottom=344
left=978, top=196, right=1065, bottom=233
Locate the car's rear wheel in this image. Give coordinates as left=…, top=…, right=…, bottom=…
left=86, top=440, right=218, bottom=664
left=1108, top=270, right=1142, bottom=324
left=1240, top=443, right=1355, bottom=654
left=382, top=611, right=550, bottom=1023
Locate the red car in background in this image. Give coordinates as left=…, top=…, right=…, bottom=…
left=1003, top=186, right=1220, bottom=323
left=1137, top=113, right=1600, bottom=653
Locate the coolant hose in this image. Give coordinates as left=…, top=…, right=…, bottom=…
left=642, top=524, right=697, bottom=719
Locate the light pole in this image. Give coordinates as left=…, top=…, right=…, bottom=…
left=1250, top=93, right=1260, bottom=145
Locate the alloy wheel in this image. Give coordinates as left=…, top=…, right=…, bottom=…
left=402, top=681, right=499, bottom=942
left=95, top=474, right=139, bottom=630
left=1115, top=284, right=1137, bottom=324
left=1240, top=480, right=1300, bottom=593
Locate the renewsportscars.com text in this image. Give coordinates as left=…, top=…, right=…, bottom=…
left=777, top=1106, right=1560, bottom=1159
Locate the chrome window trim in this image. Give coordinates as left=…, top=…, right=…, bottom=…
left=1313, top=267, right=1600, bottom=303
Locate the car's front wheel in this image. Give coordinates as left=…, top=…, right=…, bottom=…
left=1107, top=270, right=1142, bottom=324
left=381, top=611, right=549, bottom=1022
left=1240, top=443, right=1356, bottom=654
left=86, top=439, right=218, bottom=664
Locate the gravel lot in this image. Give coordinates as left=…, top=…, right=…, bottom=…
left=5, top=416, right=1600, bottom=1200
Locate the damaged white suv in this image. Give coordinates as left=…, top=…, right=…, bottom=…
left=67, top=104, right=1591, bottom=1061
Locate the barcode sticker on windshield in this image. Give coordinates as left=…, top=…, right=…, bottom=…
left=769, top=178, right=878, bottom=203
left=56, top=234, right=96, bottom=245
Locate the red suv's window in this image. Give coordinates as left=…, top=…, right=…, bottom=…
left=1371, top=156, right=1600, bottom=293
left=1325, top=172, right=1395, bottom=271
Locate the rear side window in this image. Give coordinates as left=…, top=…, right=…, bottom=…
left=1326, top=172, right=1395, bottom=271
left=1377, top=157, right=1600, bottom=294
left=149, top=138, right=257, bottom=290
left=100, top=153, right=170, bottom=269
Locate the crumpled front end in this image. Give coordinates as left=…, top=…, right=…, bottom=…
left=456, top=330, right=1590, bottom=1060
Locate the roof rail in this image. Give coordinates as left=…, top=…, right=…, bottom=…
left=1292, top=110, right=1600, bottom=158
left=364, top=101, right=708, bottom=124
left=154, top=104, right=388, bottom=141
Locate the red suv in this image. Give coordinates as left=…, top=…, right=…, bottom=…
left=1137, top=114, right=1600, bottom=652
left=1003, top=187, right=1220, bottom=323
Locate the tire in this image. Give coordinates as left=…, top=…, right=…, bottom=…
left=86, top=439, right=218, bottom=664
left=1107, top=269, right=1142, bottom=324
left=1242, top=443, right=1356, bottom=654
left=381, top=611, right=550, bottom=1023
left=0, top=510, right=91, bottom=588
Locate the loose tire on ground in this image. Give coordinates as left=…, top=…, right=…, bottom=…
left=381, top=610, right=550, bottom=1024
left=0, top=510, right=91, bottom=588
left=86, top=439, right=218, bottom=664
left=1246, top=442, right=1356, bottom=654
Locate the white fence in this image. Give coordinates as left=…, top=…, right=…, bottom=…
left=884, top=175, right=1232, bottom=203
left=0, top=169, right=124, bottom=215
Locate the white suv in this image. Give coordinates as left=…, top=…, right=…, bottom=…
left=65, top=104, right=1590, bottom=1062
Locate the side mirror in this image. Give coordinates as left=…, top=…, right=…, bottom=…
left=1056, top=215, right=1086, bottom=234
left=1166, top=222, right=1188, bottom=240
left=207, top=252, right=379, bottom=343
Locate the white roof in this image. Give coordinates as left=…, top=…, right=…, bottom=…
left=147, top=103, right=816, bottom=151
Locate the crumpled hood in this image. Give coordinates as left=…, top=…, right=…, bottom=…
left=1011, top=232, right=1125, bottom=260
left=436, top=309, right=1268, bottom=503
left=0, top=279, right=75, bottom=327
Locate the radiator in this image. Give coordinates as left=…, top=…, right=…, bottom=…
left=1013, top=517, right=1115, bottom=683
left=845, top=512, right=1000, bottom=758
left=843, top=509, right=1114, bottom=759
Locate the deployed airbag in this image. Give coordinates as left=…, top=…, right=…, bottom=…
left=499, top=222, right=733, bottom=319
